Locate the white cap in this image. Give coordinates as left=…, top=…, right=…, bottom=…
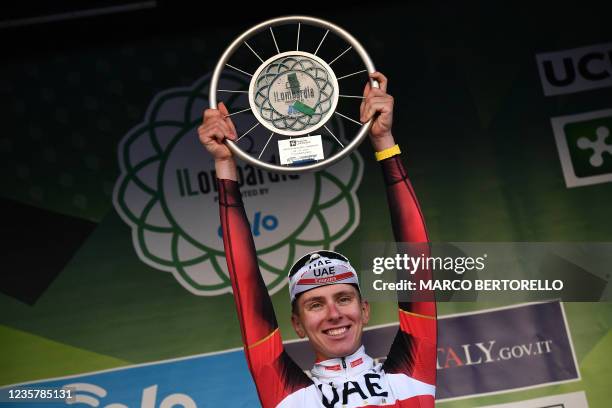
left=288, top=250, right=360, bottom=303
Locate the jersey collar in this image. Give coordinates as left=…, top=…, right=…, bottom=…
left=311, top=345, right=373, bottom=379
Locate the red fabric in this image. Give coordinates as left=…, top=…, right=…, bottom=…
left=380, top=156, right=437, bottom=387
left=324, top=364, right=342, bottom=371
left=218, top=179, right=310, bottom=407
left=297, top=271, right=355, bottom=285
left=398, top=312, right=436, bottom=343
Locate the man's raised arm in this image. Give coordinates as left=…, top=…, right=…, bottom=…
left=361, top=73, right=437, bottom=391
left=199, top=104, right=310, bottom=408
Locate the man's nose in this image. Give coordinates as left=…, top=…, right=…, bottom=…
left=326, top=303, right=342, bottom=320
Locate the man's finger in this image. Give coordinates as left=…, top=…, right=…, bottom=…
left=369, top=72, right=388, bottom=93
left=218, top=102, right=230, bottom=116
left=203, top=122, right=231, bottom=144
left=226, top=120, right=237, bottom=139
left=361, top=102, right=376, bottom=122
left=203, top=107, right=220, bottom=121
left=366, top=88, right=389, bottom=98
left=359, top=100, right=365, bottom=122
left=217, top=121, right=232, bottom=139
left=361, top=95, right=392, bottom=119
left=361, top=100, right=391, bottom=122
left=211, top=124, right=230, bottom=143
left=361, top=99, right=379, bottom=122
left=365, top=94, right=392, bottom=104
left=201, top=125, right=223, bottom=147
left=218, top=102, right=238, bottom=139
left=362, top=81, right=372, bottom=98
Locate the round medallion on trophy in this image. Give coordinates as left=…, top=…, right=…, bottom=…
left=249, top=51, right=339, bottom=136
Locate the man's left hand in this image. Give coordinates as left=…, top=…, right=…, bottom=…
left=360, top=72, right=396, bottom=151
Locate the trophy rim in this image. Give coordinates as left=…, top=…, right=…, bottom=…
left=210, top=15, right=376, bottom=174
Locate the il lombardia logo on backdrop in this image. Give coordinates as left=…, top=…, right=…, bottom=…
left=113, top=72, right=363, bottom=296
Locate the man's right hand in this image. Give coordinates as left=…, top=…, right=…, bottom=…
left=198, top=102, right=239, bottom=180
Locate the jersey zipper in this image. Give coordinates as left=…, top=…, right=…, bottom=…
left=341, top=357, right=347, bottom=379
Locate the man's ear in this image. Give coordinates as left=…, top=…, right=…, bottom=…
left=361, top=299, right=370, bottom=325
left=291, top=313, right=306, bottom=338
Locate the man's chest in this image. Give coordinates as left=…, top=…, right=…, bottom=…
left=311, top=370, right=392, bottom=407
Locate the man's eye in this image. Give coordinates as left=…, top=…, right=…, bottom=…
left=308, top=302, right=322, bottom=310
left=338, top=296, right=352, bottom=304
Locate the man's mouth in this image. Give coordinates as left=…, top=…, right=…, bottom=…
left=323, top=326, right=350, bottom=337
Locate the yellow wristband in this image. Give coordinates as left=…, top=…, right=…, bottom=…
left=375, top=144, right=401, bottom=161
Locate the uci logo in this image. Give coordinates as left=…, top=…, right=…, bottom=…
left=536, top=42, right=612, bottom=96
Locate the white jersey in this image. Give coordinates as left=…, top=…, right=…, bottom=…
left=278, top=346, right=435, bottom=407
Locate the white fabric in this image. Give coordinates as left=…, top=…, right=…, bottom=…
left=289, top=252, right=360, bottom=302
left=277, top=346, right=436, bottom=407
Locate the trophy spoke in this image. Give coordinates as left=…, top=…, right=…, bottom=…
left=339, top=94, right=365, bottom=99
left=244, top=41, right=264, bottom=63
left=224, top=107, right=252, bottom=117
left=226, top=63, right=253, bottom=77
left=296, top=22, right=301, bottom=51
left=324, top=125, right=345, bottom=148
left=269, top=27, right=280, bottom=54
left=337, top=69, right=368, bottom=80
left=328, top=46, right=352, bottom=66
left=237, top=122, right=261, bottom=142
left=217, top=89, right=248, bottom=93
left=314, top=30, right=329, bottom=56
left=334, top=111, right=363, bottom=126
left=258, top=132, right=275, bottom=159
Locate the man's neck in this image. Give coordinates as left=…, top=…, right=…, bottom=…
left=315, top=344, right=364, bottom=363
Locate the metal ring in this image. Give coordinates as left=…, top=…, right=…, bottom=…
left=210, top=15, right=377, bottom=173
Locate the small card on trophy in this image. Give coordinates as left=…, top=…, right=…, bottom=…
left=278, top=135, right=325, bottom=165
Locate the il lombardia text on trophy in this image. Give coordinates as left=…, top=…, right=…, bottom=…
left=209, top=16, right=378, bottom=173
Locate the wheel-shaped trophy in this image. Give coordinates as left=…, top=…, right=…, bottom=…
left=210, top=16, right=377, bottom=173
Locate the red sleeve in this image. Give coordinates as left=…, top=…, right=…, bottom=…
left=218, top=179, right=311, bottom=408
left=379, top=156, right=437, bottom=387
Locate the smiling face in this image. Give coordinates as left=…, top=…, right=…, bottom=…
left=291, top=284, right=370, bottom=361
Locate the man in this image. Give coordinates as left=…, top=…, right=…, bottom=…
left=199, top=72, right=436, bottom=407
